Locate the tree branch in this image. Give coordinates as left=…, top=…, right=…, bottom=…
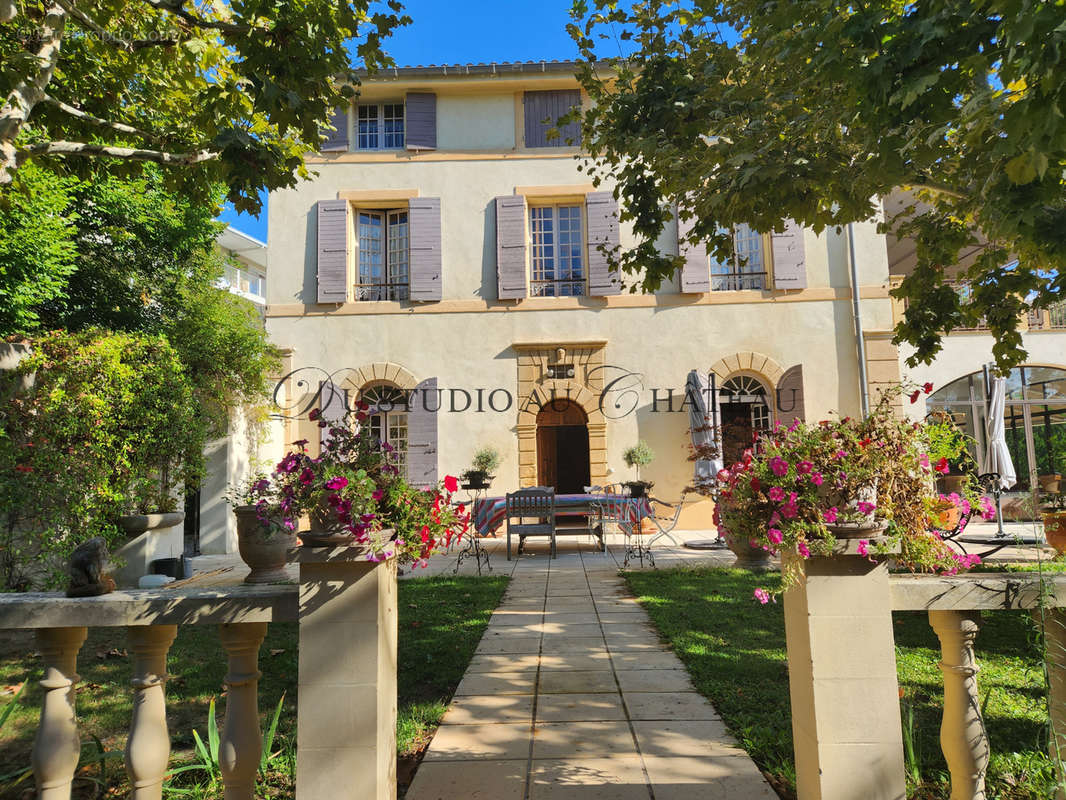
left=141, top=0, right=251, bottom=35
left=54, top=0, right=177, bottom=50
left=15, top=140, right=219, bottom=167
left=43, top=96, right=160, bottom=141
left=0, top=3, right=67, bottom=180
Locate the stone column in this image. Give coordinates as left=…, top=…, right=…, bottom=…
left=1042, top=608, right=1066, bottom=800
left=126, top=625, right=178, bottom=800
left=293, top=546, right=397, bottom=800
left=783, top=545, right=906, bottom=800
left=32, top=626, right=88, bottom=800
left=930, top=610, right=988, bottom=800
left=218, top=622, right=268, bottom=800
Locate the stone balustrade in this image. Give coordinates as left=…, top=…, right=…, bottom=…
left=785, top=552, right=1066, bottom=800
left=0, top=546, right=397, bottom=800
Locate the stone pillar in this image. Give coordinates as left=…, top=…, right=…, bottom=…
left=930, top=610, right=988, bottom=800
left=293, top=546, right=397, bottom=800
left=218, top=622, right=268, bottom=800
left=783, top=547, right=906, bottom=800
left=1042, top=608, right=1066, bottom=800
left=32, top=626, right=88, bottom=800
left=126, top=625, right=178, bottom=800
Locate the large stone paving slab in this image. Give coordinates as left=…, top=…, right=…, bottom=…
left=407, top=540, right=775, bottom=799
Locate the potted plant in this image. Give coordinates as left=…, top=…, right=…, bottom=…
left=718, top=384, right=996, bottom=600
left=622, top=440, right=655, bottom=498
left=924, top=413, right=976, bottom=494
left=228, top=474, right=297, bottom=584
left=1039, top=474, right=1062, bottom=495
left=1042, top=492, right=1066, bottom=555
left=462, top=446, right=501, bottom=490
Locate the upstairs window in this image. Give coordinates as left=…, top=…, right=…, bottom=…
left=357, top=103, right=405, bottom=150
left=357, top=210, right=409, bottom=301
left=530, top=204, right=584, bottom=296
left=711, top=224, right=767, bottom=291
left=523, top=90, right=582, bottom=148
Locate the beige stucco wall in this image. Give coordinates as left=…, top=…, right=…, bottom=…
left=265, top=88, right=896, bottom=528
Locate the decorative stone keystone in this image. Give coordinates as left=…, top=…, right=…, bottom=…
left=291, top=545, right=398, bottom=800
left=32, top=626, right=88, bottom=799
left=219, top=622, right=268, bottom=800
left=782, top=545, right=906, bottom=800
left=126, top=625, right=178, bottom=800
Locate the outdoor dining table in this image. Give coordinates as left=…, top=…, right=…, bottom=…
left=473, top=493, right=653, bottom=544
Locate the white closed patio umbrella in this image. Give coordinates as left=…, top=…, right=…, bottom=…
left=684, top=370, right=727, bottom=550
left=984, top=375, right=1016, bottom=537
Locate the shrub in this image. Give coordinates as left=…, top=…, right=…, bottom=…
left=0, top=330, right=207, bottom=590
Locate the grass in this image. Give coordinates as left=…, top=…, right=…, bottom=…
left=624, top=567, right=1057, bottom=800
left=0, top=573, right=507, bottom=798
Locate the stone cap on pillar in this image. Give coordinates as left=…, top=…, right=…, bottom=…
left=287, top=535, right=397, bottom=564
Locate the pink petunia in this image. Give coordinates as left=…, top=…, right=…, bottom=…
left=919, top=453, right=930, bottom=471
left=324, top=476, right=349, bottom=491
left=797, top=540, right=811, bottom=558
left=372, top=489, right=384, bottom=501
left=810, top=472, right=824, bottom=486
left=857, top=539, right=869, bottom=557
left=769, top=456, right=789, bottom=477
left=934, top=457, right=949, bottom=474
left=767, top=527, right=783, bottom=545
left=857, top=501, right=876, bottom=515
left=797, top=461, right=813, bottom=474
left=298, top=467, right=314, bottom=486
left=768, top=487, right=785, bottom=502
left=753, top=588, right=771, bottom=605
left=822, top=507, right=838, bottom=523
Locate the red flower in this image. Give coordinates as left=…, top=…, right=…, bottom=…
left=859, top=438, right=871, bottom=447
left=923, top=382, right=934, bottom=394
left=443, top=475, right=458, bottom=493
left=934, top=457, right=949, bottom=474
left=749, top=476, right=761, bottom=492
left=909, top=390, right=921, bottom=404
left=308, top=408, right=321, bottom=421
left=15, top=464, right=32, bottom=473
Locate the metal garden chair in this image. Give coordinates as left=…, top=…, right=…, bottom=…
left=644, top=493, right=687, bottom=548
left=505, top=487, right=556, bottom=560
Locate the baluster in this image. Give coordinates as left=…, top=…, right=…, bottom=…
left=1040, top=608, right=1066, bottom=800
left=929, top=610, right=988, bottom=800
left=218, top=622, right=267, bottom=800
left=126, top=625, right=178, bottom=800
left=32, top=626, right=88, bottom=799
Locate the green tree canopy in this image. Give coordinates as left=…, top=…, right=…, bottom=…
left=569, top=0, right=1066, bottom=369
left=0, top=0, right=408, bottom=212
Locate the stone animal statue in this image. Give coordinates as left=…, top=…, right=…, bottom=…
left=66, top=537, right=116, bottom=597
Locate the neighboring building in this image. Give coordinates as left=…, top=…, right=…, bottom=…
left=187, top=226, right=273, bottom=556
left=885, top=191, right=1066, bottom=507
left=265, top=60, right=899, bottom=527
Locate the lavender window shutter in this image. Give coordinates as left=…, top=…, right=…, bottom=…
left=556, top=90, right=582, bottom=146
left=317, top=199, right=350, bottom=303
left=776, top=365, right=805, bottom=424
left=678, top=211, right=710, bottom=293
left=318, top=381, right=348, bottom=449
left=586, top=191, right=621, bottom=296
left=408, top=197, right=442, bottom=301
left=405, top=92, right=437, bottom=150
left=771, top=219, right=807, bottom=289
left=523, top=92, right=547, bottom=147
left=524, top=91, right=580, bottom=147
left=406, top=378, right=438, bottom=487
left=320, top=106, right=349, bottom=152
left=495, top=195, right=528, bottom=299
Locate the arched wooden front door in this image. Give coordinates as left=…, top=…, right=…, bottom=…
left=536, top=400, right=590, bottom=493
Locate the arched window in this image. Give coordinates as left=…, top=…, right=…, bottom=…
left=359, top=383, right=409, bottom=476
left=719, top=375, right=773, bottom=464
left=927, top=366, right=1066, bottom=495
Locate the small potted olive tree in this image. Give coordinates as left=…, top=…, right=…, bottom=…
left=622, top=440, right=655, bottom=498
left=462, top=446, right=501, bottom=490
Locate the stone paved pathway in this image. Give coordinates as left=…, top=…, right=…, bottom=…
left=405, top=544, right=777, bottom=800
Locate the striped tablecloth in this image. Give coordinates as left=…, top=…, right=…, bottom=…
left=473, top=493, right=652, bottom=537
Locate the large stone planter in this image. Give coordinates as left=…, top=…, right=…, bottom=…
left=234, top=506, right=296, bottom=584
left=724, top=534, right=773, bottom=569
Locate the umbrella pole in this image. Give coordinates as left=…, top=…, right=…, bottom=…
left=995, top=490, right=1006, bottom=538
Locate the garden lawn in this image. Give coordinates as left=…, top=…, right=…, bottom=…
left=0, top=573, right=507, bottom=798
left=625, top=567, right=1056, bottom=800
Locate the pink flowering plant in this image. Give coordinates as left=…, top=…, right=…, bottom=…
left=715, top=384, right=995, bottom=602
left=234, top=406, right=468, bottom=565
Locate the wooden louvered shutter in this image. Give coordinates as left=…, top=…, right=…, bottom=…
left=586, top=191, right=621, bottom=296
left=406, top=378, right=438, bottom=488
left=523, top=90, right=581, bottom=147
left=320, top=107, right=349, bottom=152
left=677, top=211, right=710, bottom=293
left=317, top=200, right=350, bottom=303
left=771, top=219, right=807, bottom=289
left=405, top=92, right=437, bottom=150
left=408, top=197, right=442, bottom=301
left=776, top=365, right=805, bottom=424
left=495, top=195, right=528, bottom=299
left=318, top=381, right=348, bottom=449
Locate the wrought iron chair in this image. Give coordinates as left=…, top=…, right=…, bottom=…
left=644, top=493, right=687, bottom=548
left=595, top=494, right=653, bottom=568
left=506, top=487, right=556, bottom=560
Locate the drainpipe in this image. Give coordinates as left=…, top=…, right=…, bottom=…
left=847, top=223, right=871, bottom=418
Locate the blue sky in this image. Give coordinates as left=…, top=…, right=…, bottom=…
left=217, top=0, right=587, bottom=242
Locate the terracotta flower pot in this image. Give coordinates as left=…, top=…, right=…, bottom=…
left=930, top=505, right=963, bottom=531
left=234, top=506, right=296, bottom=584
left=1043, top=511, right=1066, bottom=555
